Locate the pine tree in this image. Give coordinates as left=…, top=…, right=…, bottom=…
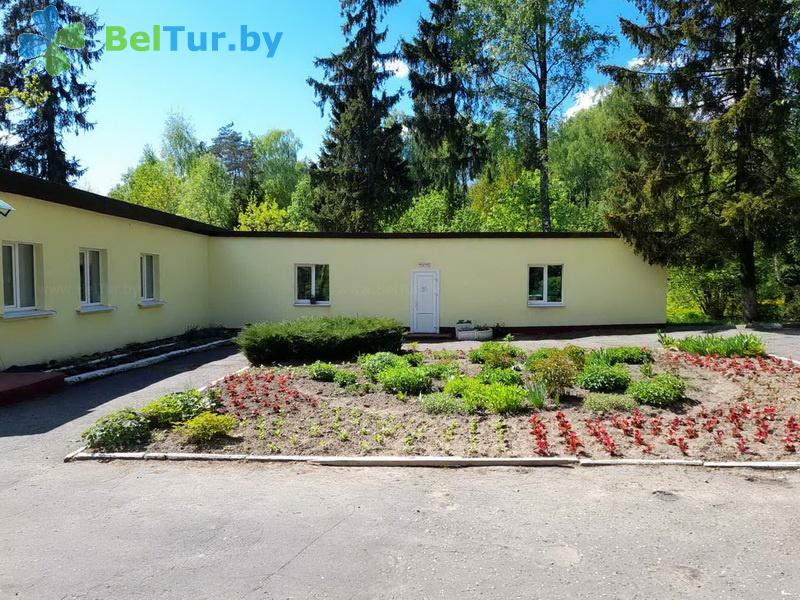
left=603, top=0, right=800, bottom=322
left=0, top=0, right=102, bottom=183
left=307, top=0, right=410, bottom=232
left=401, top=0, right=485, bottom=210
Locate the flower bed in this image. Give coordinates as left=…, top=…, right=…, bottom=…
left=81, top=336, right=800, bottom=461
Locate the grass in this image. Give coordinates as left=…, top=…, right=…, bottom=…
left=658, top=332, right=765, bottom=357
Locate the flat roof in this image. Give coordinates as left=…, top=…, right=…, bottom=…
left=0, top=169, right=617, bottom=239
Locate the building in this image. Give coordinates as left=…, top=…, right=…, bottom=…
left=0, top=169, right=666, bottom=368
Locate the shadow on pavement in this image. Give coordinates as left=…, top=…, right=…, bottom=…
left=0, top=345, right=240, bottom=438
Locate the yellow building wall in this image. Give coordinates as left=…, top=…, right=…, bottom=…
left=0, top=193, right=210, bottom=367
left=208, top=236, right=666, bottom=329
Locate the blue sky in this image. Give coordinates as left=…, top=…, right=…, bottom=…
left=61, top=0, right=640, bottom=194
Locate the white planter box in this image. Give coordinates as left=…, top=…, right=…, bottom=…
left=456, top=328, right=493, bottom=341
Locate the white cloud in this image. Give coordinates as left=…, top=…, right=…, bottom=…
left=0, top=129, right=21, bottom=146
left=627, top=56, right=647, bottom=69
left=383, top=58, right=409, bottom=78
left=564, top=87, right=609, bottom=119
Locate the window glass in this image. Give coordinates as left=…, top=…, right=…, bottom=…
left=547, top=265, right=563, bottom=303
left=528, top=267, right=544, bottom=302
left=315, top=264, right=330, bottom=302
left=2, top=245, right=13, bottom=307
left=89, top=250, right=101, bottom=304
left=142, top=255, right=155, bottom=300
left=296, top=266, right=312, bottom=301
left=79, top=251, right=86, bottom=303
left=18, top=244, right=35, bottom=307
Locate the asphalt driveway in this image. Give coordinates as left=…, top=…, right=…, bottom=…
left=1, top=332, right=800, bottom=599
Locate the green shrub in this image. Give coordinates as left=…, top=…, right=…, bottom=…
left=583, top=393, right=638, bottom=412
left=82, top=408, right=151, bottom=450
left=178, top=411, right=237, bottom=443
left=377, top=365, right=433, bottom=395
left=481, top=383, right=529, bottom=414
left=575, top=363, right=632, bottom=392
left=468, top=342, right=524, bottom=368
left=420, top=392, right=471, bottom=415
left=588, top=346, right=652, bottom=365
left=236, top=316, right=404, bottom=364
left=140, top=390, right=219, bottom=427
left=357, top=352, right=409, bottom=381
left=308, top=361, right=338, bottom=382
left=478, top=366, right=523, bottom=386
left=627, top=374, right=686, bottom=407
left=430, top=349, right=459, bottom=361
left=333, top=369, right=357, bottom=387
left=422, top=362, right=462, bottom=380
left=404, top=352, right=425, bottom=367
left=528, top=351, right=578, bottom=400
left=658, top=332, right=765, bottom=357
left=443, top=376, right=484, bottom=398
left=526, top=345, right=585, bottom=370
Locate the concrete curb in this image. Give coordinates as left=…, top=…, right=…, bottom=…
left=703, top=461, right=800, bottom=470
left=63, top=339, right=235, bottom=385
left=580, top=458, right=704, bottom=467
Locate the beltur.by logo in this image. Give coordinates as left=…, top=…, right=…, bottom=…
left=106, top=25, right=283, bottom=58
left=17, top=3, right=85, bottom=76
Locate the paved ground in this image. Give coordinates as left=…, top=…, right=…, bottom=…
left=1, top=332, right=800, bottom=599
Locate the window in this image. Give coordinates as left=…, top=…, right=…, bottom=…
left=2, top=242, right=36, bottom=311
left=528, top=265, right=563, bottom=306
left=79, top=249, right=102, bottom=305
left=295, top=264, right=330, bottom=304
left=140, top=254, right=158, bottom=301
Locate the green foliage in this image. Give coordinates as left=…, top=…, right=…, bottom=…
left=82, top=408, right=150, bottom=450
left=627, top=374, right=685, bottom=407
left=177, top=412, right=237, bottom=443
left=527, top=351, right=578, bottom=400
left=575, top=363, right=631, bottom=393
left=526, top=345, right=586, bottom=371
left=404, top=352, right=425, bottom=367
left=587, top=347, right=652, bottom=366
left=109, top=152, right=183, bottom=213
left=237, top=317, right=405, bottom=364
left=388, top=190, right=452, bottom=232
left=236, top=196, right=290, bottom=232
left=357, top=352, right=409, bottom=381
left=179, top=153, right=236, bottom=228
left=525, top=381, right=548, bottom=410
left=443, top=376, right=529, bottom=414
left=658, top=333, right=765, bottom=358
left=468, top=342, right=524, bottom=368
left=140, top=390, right=219, bottom=427
left=308, top=361, right=338, bottom=382
left=478, top=366, right=523, bottom=386
left=668, top=265, right=740, bottom=321
left=420, top=392, right=472, bottom=415
left=251, top=129, right=306, bottom=207
left=377, top=365, right=434, bottom=395
left=583, top=393, right=638, bottom=413
left=333, top=369, right=358, bottom=387
left=422, top=362, right=462, bottom=380
left=430, top=349, right=459, bottom=361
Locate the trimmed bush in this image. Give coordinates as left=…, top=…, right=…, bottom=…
left=528, top=351, right=578, bottom=400
left=575, top=363, right=632, bottom=392
left=82, top=408, right=150, bottom=450
left=358, top=352, right=409, bottom=381
left=333, top=369, right=357, bottom=387
left=583, top=393, right=638, bottom=413
left=627, top=374, right=685, bottom=407
left=658, top=332, right=765, bottom=357
left=377, top=365, right=433, bottom=395
left=178, top=412, right=237, bottom=443
left=468, top=342, right=524, bottom=368
left=588, top=347, right=652, bottom=366
left=308, top=361, right=338, bottom=382
left=420, top=392, right=471, bottom=415
left=478, top=366, right=523, bottom=386
left=236, top=316, right=404, bottom=364
left=140, top=390, right=219, bottom=427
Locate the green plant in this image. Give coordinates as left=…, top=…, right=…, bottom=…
left=333, top=369, right=357, bottom=387
left=627, top=374, right=686, bottom=407
left=588, top=346, right=652, bottom=365
left=467, top=342, right=524, bottom=368
left=659, top=332, right=765, bottom=357
left=583, top=393, right=638, bottom=412
left=81, top=408, right=151, bottom=450
left=525, top=381, right=547, bottom=410
left=308, top=361, right=338, bottom=381
left=526, top=345, right=585, bottom=370
left=575, top=363, right=632, bottom=392
left=422, top=362, right=462, bottom=380
left=377, top=365, right=433, bottom=395
left=140, top=390, right=219, bottom=427
left=430, top=349, right=459, bottom=361
left=357, top=352, right=409, bottom=381
left=477, top=366, right=523, bottom=386
left=404, top=352, right=425, bottom=366
left=481, top=383, right=529, bottom=414
left=236, top=316, right=405, bottom=364
left=177, top=412, right=237, bottom=443
left=528, top=351, right=578, bottom=400
left=420, top=392, right=470, bottom=415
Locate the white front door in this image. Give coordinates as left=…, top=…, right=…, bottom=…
left=411, top=270, right=439, bottom=333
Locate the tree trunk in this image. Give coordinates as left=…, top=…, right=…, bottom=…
left=536, top=19, right=551, bottom=232
left=739, top=237, right=759, bottom=322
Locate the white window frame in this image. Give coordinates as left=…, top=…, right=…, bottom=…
left=527, top=264, right=565, bottom=307
left=79, top=248, right=103, bottom=306
left=2, top=242, right=37, bottom=312
left=140, top=254, right=158, bottom=301
left=294, top=264, right=330, bottom=306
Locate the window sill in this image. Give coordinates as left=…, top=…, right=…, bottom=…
left=1, top=309, right=56, bottom=321
left=528, top=302, right=565, bottom=308
left=138, top=300, right=166, bottom=309
left=294, top=302, right=331, bottom=307
left=76, top=304, right=116, bottom=315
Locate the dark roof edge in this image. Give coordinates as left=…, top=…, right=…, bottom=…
left=0, top=169, right=618, bottom=240
left=0, top=168, right=228, bottom=236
